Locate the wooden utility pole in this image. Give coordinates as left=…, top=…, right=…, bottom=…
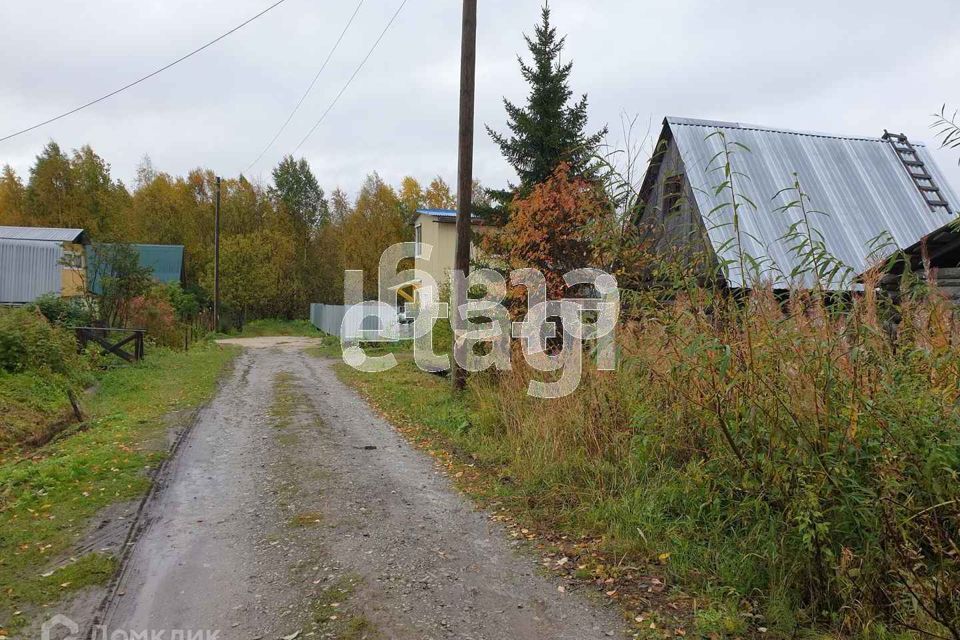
left=452, top=0, right=477, bottom=392
left=214, top=176, right=221, bottom=332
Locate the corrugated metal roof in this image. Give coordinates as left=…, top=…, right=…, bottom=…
left=416, top=208, right=458, bottom=218
left=414, top=208, right=484, bottom=225
left=0, top=226, right=86, bottom=243
left=0, top=239, right=63, bottom=303
left=665, top=117, right=960, bottom=288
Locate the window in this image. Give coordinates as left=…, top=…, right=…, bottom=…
left=61, top=250, right=83, bottom=270
left=414, top=224, right=422, bottom=257
left=663, top=174, right=684, bottom=214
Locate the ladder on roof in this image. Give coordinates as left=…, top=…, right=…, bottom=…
left=882, top=130, right=952, bottom=214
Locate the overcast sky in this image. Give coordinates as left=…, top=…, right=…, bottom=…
left=1, top=0, right=959, bottom=197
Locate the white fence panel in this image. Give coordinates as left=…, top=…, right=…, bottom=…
left=310, top=302, right=413, bottom=342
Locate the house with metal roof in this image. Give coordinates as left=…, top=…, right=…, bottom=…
left=413, top=209, right=461, bottom=297
left=381, top=207, right=491, bottom=320
left=404, top=208, right=490, bottom=306
left=638, top=117, right=960, bottom=290
left=86, top=243, right=185, bottom=295
left=0, top=226, right=89, bottom=304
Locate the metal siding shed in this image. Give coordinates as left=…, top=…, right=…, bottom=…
left=664, top=117, right=960, bottom=288
left=0, top=239, right=63, bottom=303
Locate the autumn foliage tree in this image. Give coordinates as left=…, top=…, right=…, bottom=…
left=0, top=166, right=26, bottom=225
left=0, top=140, right=469, bottom=321
left=490, top=162, right=607, bottom=300
left=342, top=173, right=411, bottom=299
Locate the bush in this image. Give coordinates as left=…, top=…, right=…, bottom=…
left=0, top=308, right=91, bottom=451
left=30, top=293, right=94, bottom=328
left=88, top=243, right=154, bottom=327
left=127, top=288, right=180, bottom=348
left=162, top=283, right=200, bottom=322
left=470, top=284, right=960, bottom=638
left=0, top=307, right=83, bottom=376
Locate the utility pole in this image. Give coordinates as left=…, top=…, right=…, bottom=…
left=214, top=176, right=221, bottom=332
left=452, top=0, right=477, bottom=392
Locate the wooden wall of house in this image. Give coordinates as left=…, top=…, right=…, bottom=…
left=881, top=267, right=960, bottom=306
left=931, top=268, right=960, bottom=303
left=640, top=137, right=714, bottom=277
left=882, top=229, right=960, bottom=305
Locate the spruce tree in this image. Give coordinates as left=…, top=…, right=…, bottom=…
left=486, top=3, right=606, bottom=220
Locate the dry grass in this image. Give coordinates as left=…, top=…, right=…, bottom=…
left=468, top=281, right=960, bottom=639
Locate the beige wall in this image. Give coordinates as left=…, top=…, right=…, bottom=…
left=60, top=241, right=86, bottom=297
left=413, top=213, right=494, bottom=304
left=414, top=215, right=458, bottom=294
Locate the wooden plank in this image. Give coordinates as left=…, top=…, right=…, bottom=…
left=75, top=327, right=144, bottom=363
left=89, top=333, right=134, bottom=363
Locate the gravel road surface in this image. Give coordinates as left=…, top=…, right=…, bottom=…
left=96, top=338, right=624, bottom=640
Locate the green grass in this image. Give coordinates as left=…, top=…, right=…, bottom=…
left=306, top=334, right=343, bottom=358
left=13, top=553, right=118, bottom=610
left=0, top=371, right=79, bottom=451
left=219, top=319, right=320, bottom=338
left=307, top=334, right=418, bottom=361
left=305, top=576, right=376, bottom=639
left=693, top=604, right=749, bottom=638
left=0, top=343, right=236, bottom=635
left=270, top=372, right=301, bottom=429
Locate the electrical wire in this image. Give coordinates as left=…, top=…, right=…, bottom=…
left=292, top=0, right=408, bottom=154
left=246, top=0, right=365, bottom=172
left=0, top=0, right=289, bottom=144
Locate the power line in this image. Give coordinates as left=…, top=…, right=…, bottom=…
left=246, top=0, right=365, bottom=172
left=0, top=0, right=290, bottom=144
left=292, top=0, right=408, bottom=154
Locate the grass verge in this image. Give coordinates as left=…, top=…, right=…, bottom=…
left=0, top=343, right=236, bottom=636
left=218, top=319, right=320, bottom=339
left=0, top=371, right=82, bottom=451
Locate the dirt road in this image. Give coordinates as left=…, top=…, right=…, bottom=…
left=96, top=338, right=623, bottom=639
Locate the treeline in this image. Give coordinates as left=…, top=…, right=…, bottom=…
left=0, top=143, right=475, bottom=319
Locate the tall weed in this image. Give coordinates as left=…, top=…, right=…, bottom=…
left=472, top=283, right=958, bottom=637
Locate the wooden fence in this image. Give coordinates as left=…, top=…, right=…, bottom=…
left=75, top=327, right=145, bottom=363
